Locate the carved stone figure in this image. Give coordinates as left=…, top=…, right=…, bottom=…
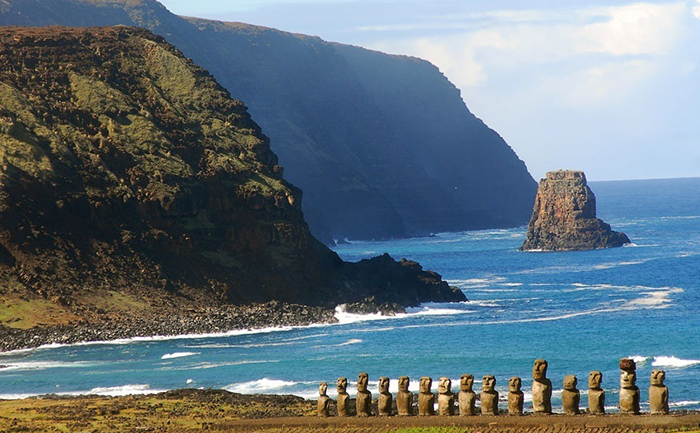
left=418, top=376, right=435, bottom=416
left=481, top=375, right=499, bottom=416
left=378, top=376, right=393, bottom=416
left=437, top=377, right=454, bottom=416
left=532, top=359, right=552, bottom=414
left=508, top=376, right=524, bottom=415
left=318, top=382, right=331, bottom=417
left=356, top=372, right=372, bottom=417
left=562, top=375, right=580, bottom=415
left=649, top=369, right=669, bottom=414
left=337, top=377, right=350, bottom=417
left=619, top=359, right=640, bottom=415
left=459, top=374, right=477, bottom=416
left=397, top=376, right=413, bottom=416
left=588, top=371, right=605, bottom=415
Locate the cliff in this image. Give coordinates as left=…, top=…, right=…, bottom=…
left=520, top=171, right=631, bottom=251
left=0, top=0, right=538, bottom=242
left=0, top=26, right=464, bottom=329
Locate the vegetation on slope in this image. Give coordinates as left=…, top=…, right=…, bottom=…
left=0, top=26, right=463, bottom=333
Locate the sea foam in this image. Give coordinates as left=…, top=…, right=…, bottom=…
left=652, top=356, right=700, bottom=368
left=161, top=352, right=199, bottom=360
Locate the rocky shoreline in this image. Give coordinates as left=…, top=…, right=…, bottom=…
left=0, top=301, right=338, bottom=352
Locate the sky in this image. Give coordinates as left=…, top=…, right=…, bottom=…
left=157, top=0, right=700, bottom=181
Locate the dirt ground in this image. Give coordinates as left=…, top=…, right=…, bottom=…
left=0, top=390, right=699, bottom=433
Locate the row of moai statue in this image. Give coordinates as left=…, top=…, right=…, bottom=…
left=318, top=359, right=670, bottom=416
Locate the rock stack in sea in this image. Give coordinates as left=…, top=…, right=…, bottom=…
left=520, top=170, right=630, bottom=251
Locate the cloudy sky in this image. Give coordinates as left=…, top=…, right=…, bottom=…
left=158, top=0, right=700, bottom=181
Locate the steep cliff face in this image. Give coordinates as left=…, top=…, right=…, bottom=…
left=0, top=26, right=464, bottom=324
left=0, top=0, right=538, bottom=242
left=520, top=171, right=630, bottom=251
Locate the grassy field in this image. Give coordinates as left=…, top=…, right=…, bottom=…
left=1, top=390, right=699, bottom=433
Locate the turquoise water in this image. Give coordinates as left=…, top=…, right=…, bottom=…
left=0, top=178, right=698, bottom=412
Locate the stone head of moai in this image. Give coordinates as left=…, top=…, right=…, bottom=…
left=509, top=376, right=522, bottom=392
left=379, top=377, right=390, bottom=393
left=438, top=377, right=452, bottom=394
left=619, top=358, right=637, bottom=388
left=620, top=370, right=637, bottom=389
left=651, top=369, right=666, bottom=386
left=398, top=376, right=410, bottom=392
left=337, top=377, right=348, bottom=393
left=319, top=382, right=328, bottom=396
left=460, top=374, right=474, bottom=392
left=532, top=359, right=548, bottom=380
left=358, top=372, right=369, bottom=392
left=482, top=375, right=496, bottom=392
left=564, top=375, right=578, bottom=391
left=419, top=376, right=432, bottom=394
left=588, top=371, right=603, bottom=389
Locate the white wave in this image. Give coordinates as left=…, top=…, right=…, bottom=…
left=226, top=378, right=299, bottom=394
left=337, top=339, right=363, bottom=346
left=0, top=361, right=99, bottom=372
left=161, top=352, right=199, bottom=360
left=405, top=304, right=470, bottom=316
left=83, top=384, right=164, bottom=396
left=623, top=288, right=683, bottom=309
left=186, top=379, right=194, bottom=384
left=627, top=355, right=650, bottom=365
left=652, top=356, right=700, bottom=368
left=0, top=384, right=166, bottom=400
left=161, top=360, right=278, bottom=371
left=334, top=302, right=473, bottom=325
left=670, top=400, right=700, bottom=407
left=334, top=305, right=396, bottom=324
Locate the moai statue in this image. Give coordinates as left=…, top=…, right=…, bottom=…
left=588, top=371, right=605, bottom=415
left=508, top=376, right=524, bottom=415
left=397, top=376, right=414, bottom=416
left=437, top=377, right=454, bottom=416
left=562, top=375, right=580, bottom=415
left=378, top=376, right=393, bottom=416
left=458, top=374, right=477, bottom=416
left=418, top=376, right=435, bottom=416
left=532, top=359, right=552, bottom=414
left=318, top=382, right=331, bottom=417
left=481, top=375, right=499, bottom=416
left=356, top=372, right=372, bottom=417
left=337, top=377, right=350, bottom=417
left=619, top=358, right=640, bottom=415
left=649, top=369, right=669, bottom=414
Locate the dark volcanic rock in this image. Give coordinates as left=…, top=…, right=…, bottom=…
left=0, top=0, right=537, bottom=242
left=520, top=170, right=630, bottom=251
left=0, top=26, right=464, bottom=339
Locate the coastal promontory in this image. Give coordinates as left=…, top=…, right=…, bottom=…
left=0, top=0, right=538, bottom=242
left=520, top=170, right=630, bottom=251
left=0, top=26, right=464, bottom=349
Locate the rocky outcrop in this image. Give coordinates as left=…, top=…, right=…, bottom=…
left=0, top=26, right=464, bottom=331
left=0, top=0, right=537, bottom=242
left=520, top=171, right=630, bottom=251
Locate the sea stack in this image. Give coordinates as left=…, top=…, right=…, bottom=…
left=520, top=170, right=630, bottom=251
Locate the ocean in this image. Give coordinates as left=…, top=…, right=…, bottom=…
left=0, top=177, right=698, bottom=413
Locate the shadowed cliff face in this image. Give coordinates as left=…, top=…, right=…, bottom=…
left=520, top=170, right=630, bottom=251
left=0, top=26, right=464, bottom=322
left=0, top=0, right=537, bottom=243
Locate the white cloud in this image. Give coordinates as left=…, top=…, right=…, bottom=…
left=694, top=0, right=700, bottom=18
left=577, top=3, right=688, bottom=56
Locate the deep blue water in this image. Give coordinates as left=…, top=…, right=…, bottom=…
left=0, top=178, right=698, bottom=413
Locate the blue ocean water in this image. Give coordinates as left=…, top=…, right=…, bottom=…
left=0, top=178, right=698, bottom=413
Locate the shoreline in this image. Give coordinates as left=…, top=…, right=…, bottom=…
left=0, top=302, right=338, bottom=352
